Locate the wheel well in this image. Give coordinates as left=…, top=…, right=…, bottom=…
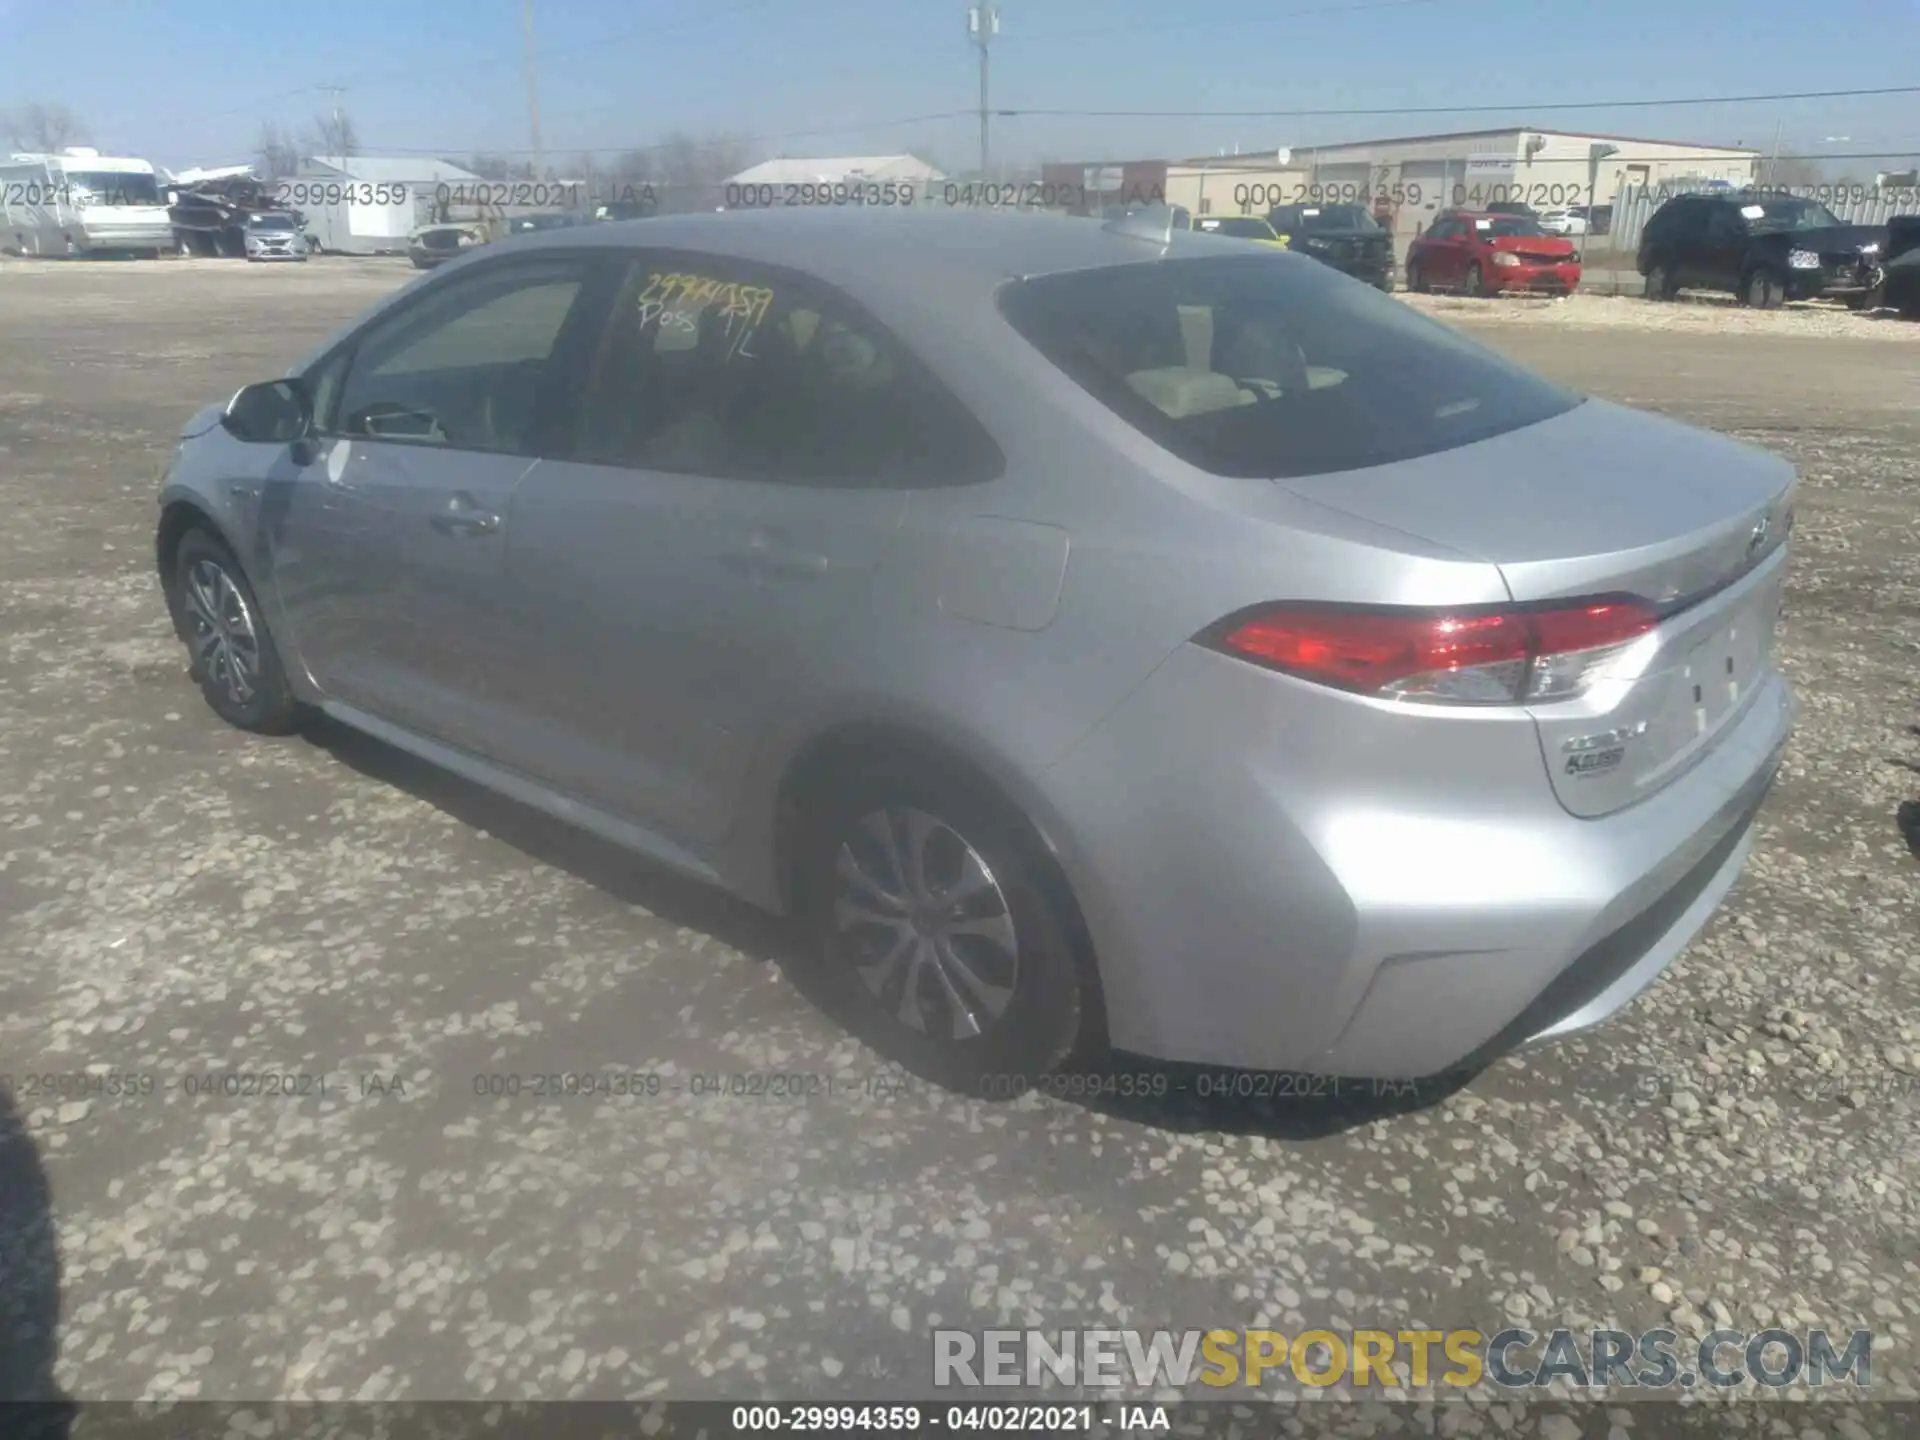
left=155, top=501, right=218, bottom=615
left=778, top=723, right=1096, bottom=921
left=771, top=720, right=1109, bottom=1041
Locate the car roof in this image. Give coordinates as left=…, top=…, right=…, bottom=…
left=501, top=207, right=1280, bottom=305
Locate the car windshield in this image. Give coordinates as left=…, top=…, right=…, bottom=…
left=1739, top=196, right=1844, bottom=233
left=999, top=254, right=1579, bottom=479
left=1476, top=216, right=1549, bottom=238
left=247, top=213, right=297, bottom=231
left=1270, top=204, right=1379, bottom=232
left=63, top=170, right=160, bottom=206
left=1196, top=216, right=1275, bottom=240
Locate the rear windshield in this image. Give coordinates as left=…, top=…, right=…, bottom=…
left=1270, top=204, right=1379, bottom=233
left=1195, top=216, right=1274, bottom=240
left=998, top=255, right=1580, bottom=479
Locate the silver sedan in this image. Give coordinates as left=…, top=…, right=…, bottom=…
left=154, top=207, right=1795, bottom=1090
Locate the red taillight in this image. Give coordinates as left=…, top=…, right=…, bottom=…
left=1202, top=598, right=1658, bottom=705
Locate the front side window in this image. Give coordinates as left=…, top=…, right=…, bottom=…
left=567, top=251, right=1001, bottom=487
left=332, top=257, right=590, bottom=453
left=999, top=255, right=1580, bottom=479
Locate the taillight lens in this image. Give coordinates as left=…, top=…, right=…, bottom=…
left=1200, top=598, right=1659, bottom=705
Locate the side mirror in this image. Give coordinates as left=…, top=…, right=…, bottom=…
left=222, top=379, right=312, bottom=445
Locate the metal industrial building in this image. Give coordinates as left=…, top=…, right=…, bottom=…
left=724, top=154, right=946, bottom=190
left=296, top=154, right=487, bottom=255
left=1164, top=127, right=1760, bottom=249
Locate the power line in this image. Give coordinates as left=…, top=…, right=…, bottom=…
left=994, top=83, right=1920, bottom=120
left=1015, top=0, right=1464, bottom=42
left=358, top=110, right=974, bottom=159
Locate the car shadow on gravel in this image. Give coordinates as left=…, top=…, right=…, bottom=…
left=0, top=1083, right=74, bottom=1436
left=299, top=714, right=1479, bottom=1141
left=298, top=714, right=797, bottom=968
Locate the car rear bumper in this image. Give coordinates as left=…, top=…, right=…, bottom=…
left=1297, top=251, right=1393, bottom=284
left=1037, top=644, right=1794, bottom=1078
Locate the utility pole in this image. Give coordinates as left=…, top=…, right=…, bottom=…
left=968, top=4, right=1000, bottom=179
left=1765, top=118, right=1783, bottom=190
left=318, top=85, right=349, bottom=157
left=522, top=0, right=546, bottom=181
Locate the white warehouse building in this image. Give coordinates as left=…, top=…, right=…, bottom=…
left=1166, top=127, right=1761, bottom=248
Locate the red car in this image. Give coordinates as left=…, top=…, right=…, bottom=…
left=1406, top=211, right=1581, bottom=296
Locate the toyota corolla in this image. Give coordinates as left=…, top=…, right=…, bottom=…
left=154, top=207, right=1795, bottom=1090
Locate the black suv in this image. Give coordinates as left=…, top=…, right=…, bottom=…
left=1637, top=191, right=1888, bottom=308
left=1266, top=203, right=1395, bottom=289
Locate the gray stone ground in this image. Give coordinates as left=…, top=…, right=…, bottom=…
left=0, top=257, right=1914, bottom=1423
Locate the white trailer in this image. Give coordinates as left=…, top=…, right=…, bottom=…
left=0, top=148, right=174, bottom=257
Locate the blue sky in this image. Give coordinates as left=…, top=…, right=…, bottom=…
left=4, top=0, right=1917, bottom=175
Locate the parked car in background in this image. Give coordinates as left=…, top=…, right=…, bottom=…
left=504, top=211, right=582, bottom=236
left=1882, top=216, right=1920, bottom=317
left=1485, top=201, right=1539, bottom=220
left=1264, top=203, right=1393, bottom=288
left=154, top=207, right=1794, bottom=1089
left=407, top=219, right=488, bottom=269
left=242, top=211, right=308, bottom=262
left=1406, top=211, right=1580, bottom=296
left=1190, top=214, right=1289, bottom=248
left=1540, top=204, right=1612, bottom=238
left=592, top=200, right=657, bottom=222
left=1638, top=191, right=1888, bottom=309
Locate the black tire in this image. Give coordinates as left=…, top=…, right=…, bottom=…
left=1741, top=266, right=1784, bottom=310
left=170, top=528, right=300, bottom=734
left=1463, top=261, right=1485, bottom=297
left=794, top=761, right=1096, bottom=1093
left=1406, top=260, right=1428, bottom=293
left=1844, top=283, right=1881, bottom=312
left=1643, top=259, right=1673, bottom=301
left=1375, top=271, right=1394, bottom=293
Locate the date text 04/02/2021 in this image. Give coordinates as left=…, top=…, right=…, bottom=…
left=724, top=1404, right=1123, bottom=1433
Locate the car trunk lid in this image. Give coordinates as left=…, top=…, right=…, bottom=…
left=1274, top=398, right=1795, bottom=815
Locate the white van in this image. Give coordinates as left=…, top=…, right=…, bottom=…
left=0, top=148, right=174, bottom=257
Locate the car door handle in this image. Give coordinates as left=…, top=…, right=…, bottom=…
left=430, top=494, right=501, bottom=536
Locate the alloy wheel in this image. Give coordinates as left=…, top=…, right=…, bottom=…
left=830, top=806, right=1020, bottom=1040
left=182, top=558, right=262, bottom=707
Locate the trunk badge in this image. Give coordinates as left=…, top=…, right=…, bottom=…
left=1747, top=515, right=1771, bottom=556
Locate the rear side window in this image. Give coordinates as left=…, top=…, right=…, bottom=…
left=567, top=250, right=1002, bottom=488
left=999, top=255, right=1580, bottom=479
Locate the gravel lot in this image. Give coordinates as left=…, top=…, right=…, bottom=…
left=0, top=256, right=1915, bottom=1422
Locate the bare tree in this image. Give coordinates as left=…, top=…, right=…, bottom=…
left=2, top=101, right=89, bottom=153
left=1762, top=155, right=1825, bottom=189
left=308, top=109, right=360, bottom=161
left=255, top=122, right=301, bottom=179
